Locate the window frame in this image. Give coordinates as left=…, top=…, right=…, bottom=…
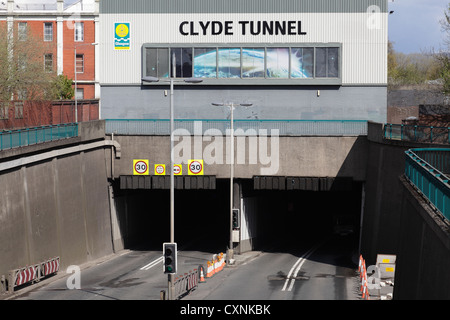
left=74, top=22, right=84, bottom=42
left=142, top=43, right=342, bottom=85
left=18, top=22, right=28, bottom=41
left=76, top=54, right=84, bottom=74
left=43, top=22, right=53, bottom=42
left=0, top=103, right=8, bottom=120
left=44, top=53, right=53, bottom=72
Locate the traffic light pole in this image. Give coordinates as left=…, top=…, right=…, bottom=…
left=228, top=103, right=234, bottom=264
left=169, top=55, right=175, bottom=300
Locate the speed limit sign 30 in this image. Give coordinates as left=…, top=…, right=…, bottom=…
left=133, top=160, right=149, bottom=175
left=188, top=160, right=204, bottom=175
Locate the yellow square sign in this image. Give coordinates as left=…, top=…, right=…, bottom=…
left=133, top=159, right=149, bottom=175
left=154, top=164, right=166, bottom=175
left=173, top=164, right=182, bottom=176
left=188, top=160, right=204, bottom=175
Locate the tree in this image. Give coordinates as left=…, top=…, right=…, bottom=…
left=433, top=2, right=450, bottom=94
left=388, top=41, right=441, bottom=88
left=0, top=22, right=59, bottom=102
left=51, top=74, right=74, bottom=100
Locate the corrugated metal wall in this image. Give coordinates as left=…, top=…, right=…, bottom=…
left=100, top=10, right=387, bottom=85
left=101, top=0, right=388, bottom=14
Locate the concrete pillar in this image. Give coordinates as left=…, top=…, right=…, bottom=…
left=56, top=0, right=64, bottom=12
left=57, top=15, right=64, bottom=75
left=108, top=183, right=124, bottom=252
left=7, top=0, right=14, bottom=13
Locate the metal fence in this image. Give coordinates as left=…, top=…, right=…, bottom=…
left=0, top=123, right=78, bottom=151
left=384, top=124, right=450, bottom=144
left=405, top=148, right=450, bottom=220
left=105, top=119, right=368, bottom=136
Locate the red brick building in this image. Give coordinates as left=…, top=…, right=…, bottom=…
left=0, top=0, right=99, bottom=100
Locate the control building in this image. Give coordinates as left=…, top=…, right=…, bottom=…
left=99, top=0, right=388, bottom=122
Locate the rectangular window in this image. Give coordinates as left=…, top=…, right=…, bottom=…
left=242, top=48, right=264, bottom=78
left=44, top=22, right=53, bottom=41
left=145, top=48, right=169, bottom=78
left=0, top=103, right=8, bottom=120
left=194, top=48, right=217, bottom=78
left=143, top=44, right=340, bottom=83
left=171, top=48, right=193, bottom=78
left=76, top=88, right=84, bottom=100
left=327, top=47, right=339, bottom=78
left=44, top=54, right=53, bottom=72
left=218, top=48, right=240, bottom=78
left=18, top=22, right=27, bottom=41
left=291, top=48, right=314, bottom=78
left=14, top=102, right=23, bottom=119
left=315, top=47, right=339, bottom=78
left=75, top=22, right=84, bottom=42
left=266, top=48, right=289, bottom=78
left=76, top=54, right=84, bottom=73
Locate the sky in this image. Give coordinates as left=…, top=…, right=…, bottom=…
left=389, top=0, right=449, bottom=53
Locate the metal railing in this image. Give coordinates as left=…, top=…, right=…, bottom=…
left=384, top=123, right=450, bottom=144
left=405, top=148, right=450, bottom=220
left=0, top=123, right=78, bottom=151
left=105, top=119, right=368, bottom=136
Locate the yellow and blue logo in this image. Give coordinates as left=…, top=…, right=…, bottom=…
left=114, top=23, right=130, bottom=50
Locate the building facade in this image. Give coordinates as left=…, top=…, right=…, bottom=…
left=0, top=0, right=100, bottom=100
left=99, top=0, right=388, bottom=123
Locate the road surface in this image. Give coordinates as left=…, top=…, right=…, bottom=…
left=8, top=235, right=360, bottom=300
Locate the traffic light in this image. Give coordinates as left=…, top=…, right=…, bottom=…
left=232, top=209, right=240, bottom=229
left=163, top=242, right=177, bottom=274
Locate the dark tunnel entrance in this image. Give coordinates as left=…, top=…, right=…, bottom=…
left=111, top=178, right=230, bottom=252
left=111, top=177, right=363, bottom=255
left=239, top=179, right=363, bottom=253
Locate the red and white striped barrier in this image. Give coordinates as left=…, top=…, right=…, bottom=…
left=205, top=253, right=226, bottom=278
left=358, top=255, right=369, bottom=300
left=42, top=257, right=60, bottom=277
left=15, top=265, right=38, bottom=287
left=173, top=269, right=199, bottom=299
left=3, top=256, right=60, bottom=294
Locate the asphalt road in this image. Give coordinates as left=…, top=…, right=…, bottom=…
left=8, top=235, right=360, bottom=301
left=185, top=236, right=361, bottom=300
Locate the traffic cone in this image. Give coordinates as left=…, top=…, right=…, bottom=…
left=199, top=266, right=206, bottom=282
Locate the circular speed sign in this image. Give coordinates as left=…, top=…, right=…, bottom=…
left=188, top=160, right=203, bottom=175
left=155, top=164, right=165, bottom=175
left=134, top=160, right=148, bottom=175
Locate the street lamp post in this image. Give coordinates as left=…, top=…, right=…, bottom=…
left=142, top=53, right=202, bottom=300
left=211, top=102, right=252, bottom=264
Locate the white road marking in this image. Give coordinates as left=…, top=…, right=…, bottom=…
left=282, top=242, right=322, bottom=292
left=140, top=256, right=163, bottom=270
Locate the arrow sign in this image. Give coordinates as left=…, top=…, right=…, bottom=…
left=173, top=164, right=182, bottom=175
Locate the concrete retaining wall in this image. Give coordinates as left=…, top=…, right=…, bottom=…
left=394, top=177, right=450, bottom=299
left=0, top=121, right=115, bottom=281
left=362, top=122, right=450, bottom=299
left=111, top=135, right=368, bottom=181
